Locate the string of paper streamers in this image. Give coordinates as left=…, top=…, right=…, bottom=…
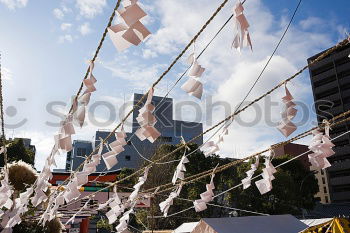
left=276, top=85, right=298, bottom=137
left=151, top=128, right=350, bottom=219
left=44, top=0, right=321, bottom=208
left=33, top=0, right=238, bottom=214
left=144, top=109, right=350, bottom=195
left=47, top=38, right=350, bottom=213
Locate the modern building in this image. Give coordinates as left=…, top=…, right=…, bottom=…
left=308, top=43, right=350, bottom=203
left=66, top=93, right=203, bottom=172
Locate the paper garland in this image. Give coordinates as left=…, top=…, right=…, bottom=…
left=201, top=124, right=229, bottom=157
left=172, top=156, right=189, bottom=184
left=241, top=155, right=259, bottom=189
left=308, top=127, right=335, bottom=170
left=75, top=60, right=97, bottom=128
left=135, top=88, right=161, bottom=143
left=232, top=1, right=252, bottom=51
left=101, top=127, right=127, bottom=170
left=255, top=156, right=277, bottom=195
left=277, top=86, right=298, bottom=137
left=181, top=53, right=205, bottom=99
left=128, top=167, right=150, bottom=204
left=108, top=0, right=151, bottom=52
left=193, top=173, right=215, bottom=212
left=159, top=184, right=182, bottom=217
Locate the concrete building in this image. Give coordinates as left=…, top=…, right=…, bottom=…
left=66, top=93, right=203, bottom=172
left=307, top=43, right=350, bottom=203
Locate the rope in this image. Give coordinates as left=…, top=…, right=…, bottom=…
left=68, top=0, right=123, bottom=114
left=51, top=38, right=350, bottom=205
left=148, top=127, right=350, bottom=219
left=0, top=53, right=8, bottom=167
left=50, top=0, right=233, bottom=195
left=145, top=113, right=350, bottom=195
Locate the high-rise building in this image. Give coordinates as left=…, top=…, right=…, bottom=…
left=66, top=93, right=203, bottom=172
left=308, top=43, right=350, bottom=203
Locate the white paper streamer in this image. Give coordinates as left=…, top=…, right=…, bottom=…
left=172, top=156, right=189, bottom=184
left=193, top=173, right=215, bottom=212
left=255, top=156, right=277, bottom=195
left=159, top=184, right=182, bottom=217
left=108, top=0, right=151, bottom=52
left=201, top=124, right=229, bottom=157
left=276, top=86, right=298, bottom=137
left=181, top=53, right=205, bottom=99
left=135, top=88, right=161, bottom=143
left=232, top=1, right=252, bottom=51
left=308, top=129, right=335, bottom=170
left=241, top=155, right=259, bottom=189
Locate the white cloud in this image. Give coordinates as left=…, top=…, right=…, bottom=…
left=79, top=22, right=92, bottom=35
left=53, top=8, right=64, bottom=19
left=76, top=0, right=106, bottom=18
left=299, top=17, right=324, bottom=30
left=0, top=0, right=27, bottom=9
left=58, top=34, right=73, bottom=43
left=142, top=49, right=157, bottom=59
left=60, top=23, right=72, bottom=31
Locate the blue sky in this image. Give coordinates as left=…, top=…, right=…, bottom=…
left=0, top=0, right=349, bottom=170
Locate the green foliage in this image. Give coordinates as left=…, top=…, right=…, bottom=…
left=0, top=138, right=35, bottom=166
left=138, top=144, right=318, bottom=230
left=13, top=217, right=63, bottom=233
left=96, top=218, right=113, bottom=231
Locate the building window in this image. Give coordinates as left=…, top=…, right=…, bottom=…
left=321, top=169, right=324, bottom=175
left=125, top=155, right=131, bottom=161
left=127, top=141, right=131, bottom=145
left=77, top=148, right=87, bottom=157
left=322, top=177, right=325, bottom=184
left=325, top=196, right=329, bottom=203
left=324, top=187, right=327, bottom=193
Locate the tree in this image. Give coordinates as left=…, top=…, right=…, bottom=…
left=0, top=138, right=35, bottom=167
left=134, top=144, right=318, bottom=230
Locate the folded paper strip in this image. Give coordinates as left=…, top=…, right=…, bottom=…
left=255, top=156, right=277, bottom=195
left=277, top=86, right=298, bottom=137
left=172, top=156, right=189, bottom=184
left=193, top=173, right=215, bottom=212
left=181, top=53, right=205, bottom=99
left=308, top=128, right=335, bottom=170
left=159, top=184, right=183, bottom=217
left=135, top=88, right=161, bottom=143
left=241, top=155, right=259, bottom=189
left=201, top=123, right=229, bottom=157
left=108, top=0, right=151, bottom=52
left=232, top=1, right=252, bottom=51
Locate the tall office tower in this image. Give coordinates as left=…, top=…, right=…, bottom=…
left=66, top=93, right=203, bottom=172
left=308, top=43, right=350, bottom=203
